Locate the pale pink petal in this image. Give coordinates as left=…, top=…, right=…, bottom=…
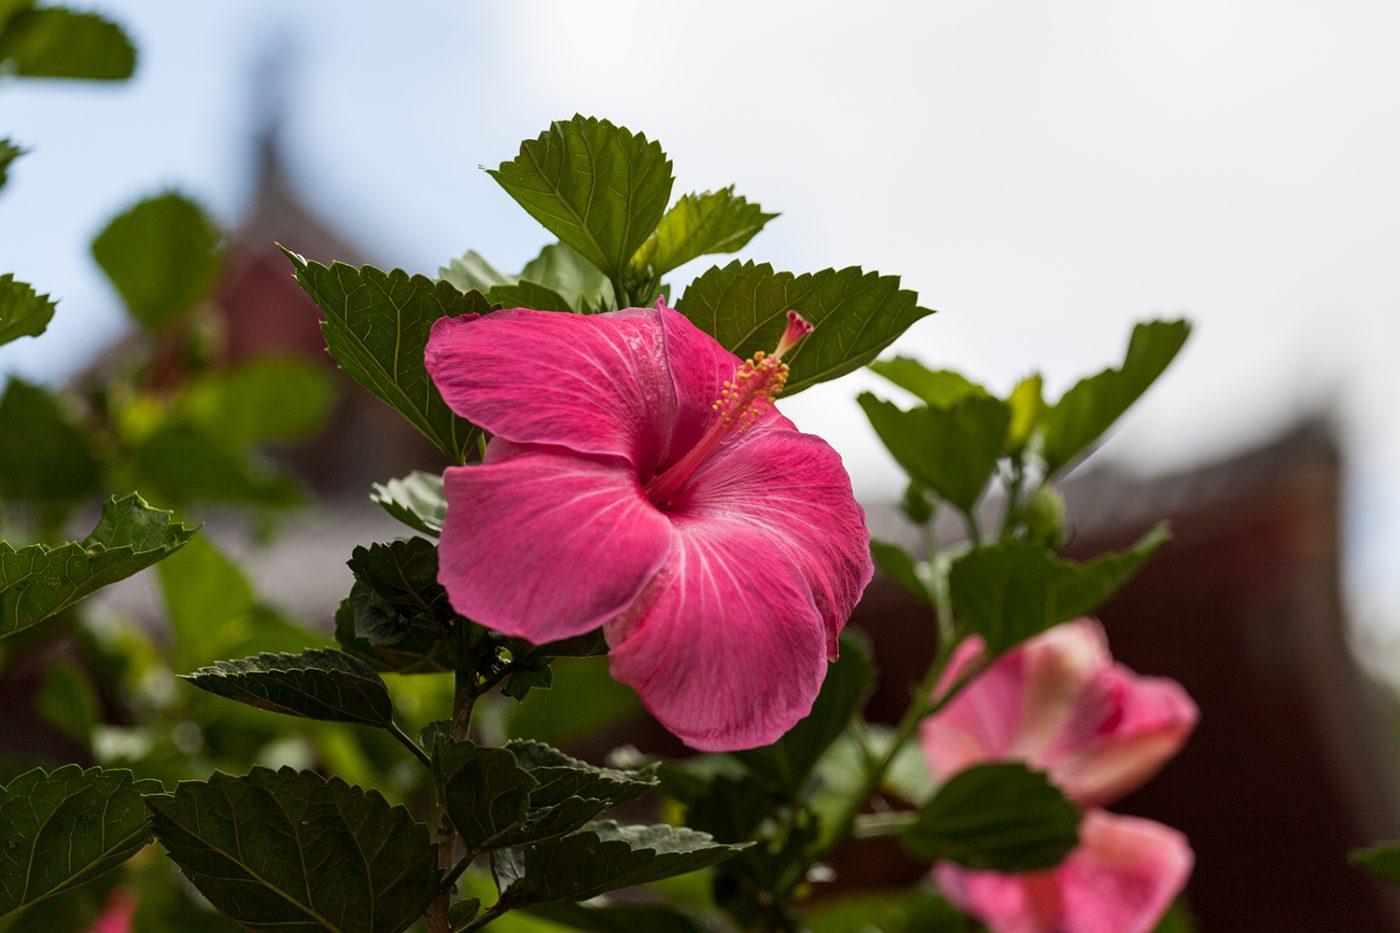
left=437, top=449, right=672, bottom=643
left=935, top=810, right=1193, bottom=933
left=426, top=308, right=678, bottom=469
left=603, top=511, right=827, bottom=752
left=678, top=428, right=873, bottom=656
left=922, top=636, right=1025, bottom=778
left=86, top=887, right=136, bottom=933
left=1012, top=621, right=1112, bottom=760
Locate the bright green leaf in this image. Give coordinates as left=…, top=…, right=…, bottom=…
left=903, top=762, right=1080, bottom=871
left=0, top=273, right=55, bottom=347
left=678, top=262, right=934, bottom=394
left=147, top=767, right=437, bottom=933
left=631, top=186, right=776, bottom=277
left=0, top=766, right=160, bottom=920
left=489, top=115, right=674, bottom=283
left=869, top=358, right=989, bottom=408
left=370, top=470, right=446, bottom=537
left=178, top=357, right=336, bottom=445
left=1005, top=374, right=1045, bottom=453
left=91, top=192, right=222, bottom=329
left=949, top=524, right=1168, bottom=654
left=440, top=250, right=514, bottom=294
left=0, top=494, right=195, bottom=640
left=283, top=250, right=488, bottom=462
left=0, top=7, right=135, bottom=81
left=870, top=539, right=930, bottom=603
left=1042, top=320, right=1190, bottom=473
left=859, top=393, right=1010, bottom=513
left=0, top=377, right=100, bottom=502
left=519, top=241, right=615, bottom=312
left=1353, top=842, right=1400, bottom=885
left=182, top=649, right=393, bottom=728
left=0, top=138, right=24, bottom=188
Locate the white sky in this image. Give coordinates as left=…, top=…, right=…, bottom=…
left=1, top=0, right=1397, bottom=628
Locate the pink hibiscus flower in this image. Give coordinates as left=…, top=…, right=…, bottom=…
left=425, top=301, right=872, bottom=751
left=922, top=619, right=1198, bottom=933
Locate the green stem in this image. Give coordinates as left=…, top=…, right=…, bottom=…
left=460, top=901, right=510, bottom=932
left=999, top=460, right=1025, bottom=541
left=387, top=720, right=432, bottom=770
left=960, top=507, right=982, bottom=547
left=427, top=668, right=479, bottom=933
left=852, top=811, right=919, bottom=839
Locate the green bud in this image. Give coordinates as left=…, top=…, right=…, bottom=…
left=901, top=480, right=936, bottom=525
left=1024, top=485, right=1067, bottom=547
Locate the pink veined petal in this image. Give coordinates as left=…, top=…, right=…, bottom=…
left=603, top=510, right=828, bottom=752
left=437, top=447, right=672, bottom=643
left=1011, top=621, right=1112, bottom=761
left=934, top=810, right=1193, bottom=933
left=678, top=427, right=874, bottom=657
left=426, top=307, right=678, bottom=471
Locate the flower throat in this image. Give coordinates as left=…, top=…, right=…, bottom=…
left=646, top=310, right=813, bottom=508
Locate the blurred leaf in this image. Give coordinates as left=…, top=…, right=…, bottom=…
left=493, top=821, right=743, bottom=905
left=36, top=658, right=99, bottom=741
left=1352, top=842, right=1400, bottom=886
left=91, top=192, right=221, bottom=329
left=1005, top=374, right=1044, bottom=453
left=0, top=766, right=160, bottom=920
left=178, top=357, right=336, bottom=445
left=519, top=242, right=615, bottom=312
left=736, top=631, right=875, bottom=797
left=505, top=657, right=642, bottom=745
left=1042, top=320, right=1190, bottom=473
left=525, top=900, right=708, bottom=933
left=904, top=762, right=1080, bottom=871
left=1153, top=900, right=1199, bottom=933
left=900, top=479, right=937, bottom=525
left=440, top=249, right=514, bottom=293
left=0, top=7, right=135, bottom=81
left=131, top=421, right=301, bottom=506
left=147, top=767, right=437, bottom=933
left=283, top=250, right=489, bottom=463
left=0, top=138, right=23, bottom=188
left=434, top=740, right=537, bottom=850
left=487, top=279, right=574, bottom=314
left=182, top=649, right=394, bottom=728
left=0, top=494, right=195, bottom=640
left=679, top=262, right=934, bottom=394
left=859, top=393, right=1010, bottom=513
left=869, top=358, right=989, bottom=408
left=803, top=888, right=972, bottom=933
left=870, top=539, right=930, bottom=602
left=949, top=524, right=1168, bottom=654
left=0, top=377, right=100, bottom=502
left=631, top=186, right=776, bottom=277
left=370, top=470, right=446, bottom=536
left=489, top=115, right=674, bottom=284
left=0, top=274, right=55, bottom=347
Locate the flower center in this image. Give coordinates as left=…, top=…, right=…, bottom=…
left=645, top=310, right=813, bottom=508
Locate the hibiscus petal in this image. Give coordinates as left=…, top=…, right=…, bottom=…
left=426, top=308, right=678, bottom=469
left=934, top=810, right=1193, bottom=933
left=678, top=428, right=874, bottom=657
left=604, top=511, right=828, bottom=752
left=438, top=448, right=672, bottom=643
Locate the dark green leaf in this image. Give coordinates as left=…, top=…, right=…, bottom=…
left=283, top=250, right=488, bottom=462
left=678, top=262, right=934, bottom=394
left=0, top=273, right=55, bottom=346
left=0, top=766, right=160, bottom=920
left=92, top=192, right=222, bottom=329
left=904, top=762, right=1080, bottom=871
left=370, top=470, right=446, bottom=536
left=434, top=740, right=537, bottom=849
left=0, top=7, right=135, bottom=81
left=489, top=115, right=674, bottom=282
left=486, top=279, right=574, bottom=314
left=500, top=657, right=552, bottom=700
left=335, top=536, right=457, bottom=674
left=859, top=393, right=1010, bottom=513
left=870, top=539, right=930, bottom=602
left=147, top=767, right=437, bottom=933
left=1042, top=321, right=1190, bottom=472
left=448, top=896, right=482, bottom=929
left=0, top=138, right=24, bottom=189
left=439, top=250, right=513, bottom=293
left=335, top=598, right=454, bottom=674
left=505, top=740, right=658, bottom=810
left=1352, top=842, right=1400, bottom=885
left=736, top=631, right=876, bottom=796
left=131, top=421, right=301, bottom=506
left=493, top=821, right=744, bottom=905
left=631, top=187, right=776, bottom=276
left=949, top=524, right=1168, bottom=654
left=182, top=649, right=393, bottom=728
left=0, top=377, right=100, bottom=502
left=519, top=241, right=615, bottom=312
left=0, top=494, right=195, bottom=640
left=900, top=480, right=937, bottom=525
left=525, top=900, right=709, bottom=933
left=178, top=357, right=336, bottom=445
left=869, top=358, right=989, bottom=408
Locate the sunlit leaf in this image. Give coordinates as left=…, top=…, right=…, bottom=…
left=869, top=358, right=989, bottom=408
left=91, top=192, right=222, bottom=329
left=0, top=274, right=55, bottom=347
left=1005, top=373, right=1045, bottom=454
left=631, top=187, right=776, bottom=277
left=519, top=241, right=615, bottom=312
left=370, top=470, right=446, bottom=536
left=0, top=7, right=135, bottom=81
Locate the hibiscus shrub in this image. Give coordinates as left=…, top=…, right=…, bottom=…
left=3, top=45, right=1198, bottom=932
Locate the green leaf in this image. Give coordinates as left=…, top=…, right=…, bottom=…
left=631, top=186, right=776, bottom=277
left=489, top=115, right=674, bottom=284
left=0, top=766, right=160, bottom=920
left=519, top=241, right=615, bottom=312
left=859, top=393, right=1010, bottom=513
left=370, top=470, right=446, bottom=537
left=91, top=192, right=222, bottom=329
left=36, top=659, right=99, bottom=741
left=525, top=901, right=709, bottom=933
left=735, top=630, right=876, bottom=796
left=131, top=421, right=301, bottom=506
left=1005, top=374, right=1045, bottom=453
left=903, top=762, right=1080, bottom=871
left=0, top=494, right=195, bottom=640
left=440, top=250, right=514, bottom=293
left=1351, top=842, right=1400, bottom=885
left=146, top=767, right=437, bottom=933
left=949, top=524, right=1168, bottom=654
left=434, top=740, right=538, bottom=850
left=500, top=657, right=552, bottom=700
left=182, top=649, right=393, bottom=728
left=178, top=357, right=336, bottom=445
left=870, top=539, right=930, bottom=602
left=335, top=536, right=457, bottom=674
left=505, top=657, right=643, bottom=744
left=486, top=279, right=574, bottom=314
left=0, top=377, right=100, bottom=502
left=869, top=358, right=989, bottom=408
left=1042, top=320, right=1190, bottom=473
left=0, top=7, right=135, bottom=81
left=283, top=251, right=488, bottom=463
left=504, top=740, right=658, bottom=810
left=0, top=273, right=56, bottom=347
left=493, top=821, right=744, bottom=905
left=678, top=262, right=934, bottom=394
left=0, top=138, right=24, bottom=189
